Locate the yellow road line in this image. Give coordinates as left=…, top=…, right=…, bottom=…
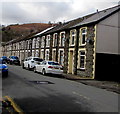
left=4, top=96, right=24, bottom=114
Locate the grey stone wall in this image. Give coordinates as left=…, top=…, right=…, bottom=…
left=77, top=25, right=95, bottom=78
left=63, top=30, right=69, bottom=73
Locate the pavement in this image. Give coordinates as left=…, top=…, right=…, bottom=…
left=62, top=73, right=120, bottom=94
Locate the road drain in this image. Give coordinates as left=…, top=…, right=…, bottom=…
left=29, top=81, right=54, bottom=84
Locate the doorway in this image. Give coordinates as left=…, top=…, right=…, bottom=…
left=68, top=51, right=73, bottom=74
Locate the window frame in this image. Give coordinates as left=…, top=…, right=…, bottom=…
left=80, top=27, right=87, bottom=46
left=78, top=49, right=86, bottom=70
left=53, top=33, right=57, bottom=47
left=60, top=32, right=65, bottom=47
left=52, top=49, right=56, bottom=61
left=41, top=36, right=45, bottom=48
left=70, top=29, right=76, bottom=46
left=46, top=35, right=50, bottom=47
left=45, top=50, right=49, bottom=60
left=36, top=37, right=40, bottom=48
left=59, top=50, right=64, bottom=65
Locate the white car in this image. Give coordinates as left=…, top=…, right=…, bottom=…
left=34, top=60, right=63, bottom=75
left=22, top=57, right=43, bottom=70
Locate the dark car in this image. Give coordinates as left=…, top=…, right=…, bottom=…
left=1, top=56, right=9, bottom=63
left=0, top=59, right=8, bottom=77
left=8, top=56, right=20, bottom=65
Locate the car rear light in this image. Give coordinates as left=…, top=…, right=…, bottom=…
left=48, top=66, right=53, bottom=69
left=31, top=61, right=34, bottom=63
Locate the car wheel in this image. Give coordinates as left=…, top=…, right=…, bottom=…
left=18, top=62, right=21, bottom=66
left=10, top=61, right=12, bottom=65
left=28, top=64, right=30, bottom=70
left=2, top=72, right=8, bottom=78
left=42, top=69, right=46, bottom=75
left=22, top=63, right=25, bottom=69
left=34, top=67, right=37, bottom=73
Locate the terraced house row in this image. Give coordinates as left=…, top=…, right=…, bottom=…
left=2, top=5, right=120, bottom=80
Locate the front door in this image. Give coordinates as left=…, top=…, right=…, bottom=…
left=68, top=51, right=73, bottom=74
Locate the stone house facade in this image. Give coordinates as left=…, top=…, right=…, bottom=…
left=2, top=5, right=119, bottom=80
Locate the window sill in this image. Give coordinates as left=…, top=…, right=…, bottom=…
left=70, top=44, right=75, bottom=46
left=80, top=44, right=86, bottom=47
left=77, top=68, right=85, bottom=71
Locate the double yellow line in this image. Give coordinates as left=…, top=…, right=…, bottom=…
left=3, top=96, right=24, bottom=114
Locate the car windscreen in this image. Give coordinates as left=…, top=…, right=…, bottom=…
left=48, top=62, right=59, bottom=65
left=2, top=56, right=7, bottom=59
left=33, top=58, right=43, bottom=62
left=11, top=56, right=19, bottom=59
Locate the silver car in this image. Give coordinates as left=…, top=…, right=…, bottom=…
left=22, top=57, right=43, bottom=70
left=34, top=61, right=63, bottom=75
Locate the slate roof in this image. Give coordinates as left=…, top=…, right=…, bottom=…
left=43, top=14, right=94, bottom=35
left=43, top=5, right=119, bottom=34
left=71, top=5, right=120, bottom=28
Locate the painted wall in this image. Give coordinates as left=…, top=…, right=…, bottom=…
left=96, top=11, right=119, bottom=54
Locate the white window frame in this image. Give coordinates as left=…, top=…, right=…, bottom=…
left=70, top=29, right=76, bottom=46
left=59, top=49, right=64, bottom=66
left=27, top=40, right=30, bottom=49
left=45, top=49, right=49, bottom=60
left=60, top=32, right=65, bottom=47
left=41, top=36, right=45, bottom=48
left=46, top=35, right=50, bottom=47
left=52, top=49, right=56, bottom=61
left=36, top=37, right=39, bottom=48
left=80, top=27, right=87, bottom=46
left=78, top=49, right=86, bottom=70
left=41, top=49, right=44, bottom=59
left=53, top=33, right=57, bottom=47
left=32, top=38, right=36, bottom=49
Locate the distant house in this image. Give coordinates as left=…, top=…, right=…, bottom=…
left=2, top=5, right=119, bottom=81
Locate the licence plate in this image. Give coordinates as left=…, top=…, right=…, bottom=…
left=54, top=67, right=59, bottom=69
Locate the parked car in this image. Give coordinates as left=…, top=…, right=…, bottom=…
left=0, top=59, right=8, bottom=77
left=22, top=57, right=43, bottom=70
left=34, top=60, right=63, bottom=75
left=8, top=56, right=20, bottom=65
left=1, top=56, right=9, bottom=63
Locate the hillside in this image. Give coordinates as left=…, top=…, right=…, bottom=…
left=1, top=23, right=54, bottom=42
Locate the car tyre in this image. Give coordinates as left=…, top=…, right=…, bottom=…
left=22, top=63, right=25, bottom=69
left=28, top=64, right=30, bottom=70
left=10, top=61, right=12, bottom=65
left=42, top=69, right=46, bottom=75
left=34, top=67, right=37, bottom=73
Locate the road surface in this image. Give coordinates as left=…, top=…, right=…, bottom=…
left=2, top=65, right=119, bottom=113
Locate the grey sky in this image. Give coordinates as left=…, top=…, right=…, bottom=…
left=0, top=0, right=119, bottom=26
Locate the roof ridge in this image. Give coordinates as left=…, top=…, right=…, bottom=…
left=96, top=4, right=120, bottom=13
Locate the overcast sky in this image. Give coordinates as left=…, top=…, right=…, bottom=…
left=0, top=0, right=119, bottom=26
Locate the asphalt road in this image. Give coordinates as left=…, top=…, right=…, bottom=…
left=2, top=65, right=119, bottom=113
